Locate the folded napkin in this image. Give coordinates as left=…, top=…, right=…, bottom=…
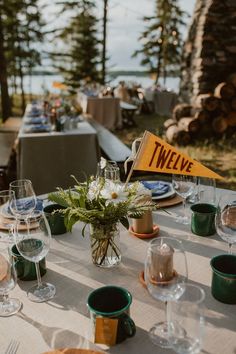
left=141, top=181, right=170, bottom=196
left=24, top=124, right=51, bottom=133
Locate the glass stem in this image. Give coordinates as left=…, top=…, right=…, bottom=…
left=2, top=293, right=9, bottom=304
left=35, top=262, right=42, bottom=288
left=229, top=243, right=232, bottom=255
left=183, top=198, right=187, bottom=218
left=165, top=301, right=171, bottom=335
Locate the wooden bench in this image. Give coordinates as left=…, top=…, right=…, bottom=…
left=88, top=118, right=131, bottom=163
left=120, top=101, right=138, bottom=128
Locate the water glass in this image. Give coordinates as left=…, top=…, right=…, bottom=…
left=0, top=190, right=15, bottom=242
left=145, top=237, right=188, bottom=348
left=104, top=161, right=120, bottom=182
left=198, top=177, right=216, bottom=205
left=0, top=244, right=22, bottom=316
left=215, top=192, right=236, bottom=254
left=169, top=284, right=205, bottom=354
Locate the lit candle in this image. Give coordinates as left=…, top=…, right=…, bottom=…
left=151, top=243, right=174, bottom=282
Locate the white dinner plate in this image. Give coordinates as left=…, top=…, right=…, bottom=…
left=142, top=181, right=175, bottom=200
left=0, top=201, right=43, bottom=220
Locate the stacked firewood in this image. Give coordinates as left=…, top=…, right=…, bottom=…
left=164, top=74, right=236, bottom=145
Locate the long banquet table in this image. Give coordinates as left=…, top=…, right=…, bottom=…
left=0, top=187, right=236, bottom=354
left=17, top=121, right=100, bottom=195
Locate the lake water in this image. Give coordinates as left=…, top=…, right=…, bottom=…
left=21, top=74, right=180, bottom=95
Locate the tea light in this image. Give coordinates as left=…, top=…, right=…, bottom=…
left=151, top=243, right=174, bottom=282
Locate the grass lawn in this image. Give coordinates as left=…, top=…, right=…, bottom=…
left=116, top=113, right=236, bottom=191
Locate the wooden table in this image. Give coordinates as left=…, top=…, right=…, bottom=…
left=0, top=187, right=235, bottom=354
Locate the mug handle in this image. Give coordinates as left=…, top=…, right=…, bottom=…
left=120, top=313, right=136, bottom=337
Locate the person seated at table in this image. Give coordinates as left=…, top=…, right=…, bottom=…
left=114, top=81, right=131, bottom=103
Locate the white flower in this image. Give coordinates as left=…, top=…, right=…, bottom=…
left=100, top=181, right=128, bottom=204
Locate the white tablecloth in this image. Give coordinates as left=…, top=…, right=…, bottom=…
left=144, top=90, right=178, bottom=116
left=77, top=93, right=122, bottom=130
left=17, top=121, right=100, bottom=195
left=0, top=187, right=235, bottom=354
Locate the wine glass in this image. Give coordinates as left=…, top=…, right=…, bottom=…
left=0, top=243, right=22, bottom=316
left=14, top=211, right=56, bottom=302
left=172, top=175, right=197, bottom=224
left=9, top=179, right=37, bottom=220
left=145, top=236, right=188, bottom=348
left=215, top=192, right=236, bottom=254
left=0, top=190, right=15, bottom=242
left=169, top=283, right=205, bottom=354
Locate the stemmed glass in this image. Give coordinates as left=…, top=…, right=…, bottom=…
left=215, top=192, right=236, bottom=254
left=145, top=237, right=188, bottom=348
left=0, top=244, right=22, bottom=316
left=9, top=179, right=37, bottom=221
left=14, top=211, right=56, bottom=302
left=172, top=175, right=197, bottom=224
left=169, top=284, right=205, bottom=354
left=0, top=190, right=15, bottom=242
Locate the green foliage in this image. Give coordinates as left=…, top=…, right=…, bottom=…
left=48, top=177, right=156, bottom=234
left=51, top=0, right=101, bottom=88
left=133, top=0, right=188, bottom=83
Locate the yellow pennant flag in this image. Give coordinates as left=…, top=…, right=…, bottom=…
left=132, top=131, right=223, bottom=179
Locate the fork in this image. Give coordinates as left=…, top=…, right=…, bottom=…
left=5, top=340, right=19, bottom=354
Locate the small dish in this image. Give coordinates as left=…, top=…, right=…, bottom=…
left=129, top=224, right=159, bottom=239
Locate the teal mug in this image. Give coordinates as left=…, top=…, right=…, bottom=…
left=210, top=254, right=236, bottom=304
left=87, top=285, right=136, bottom=345
left=44, top=204, right=67, bottom=235
left=10, top=244, right=46, bottom=281
left=191, top=203, right=217, bottom=236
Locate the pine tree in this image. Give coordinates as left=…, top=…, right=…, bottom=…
left=51, top=0, right=101, bottom=90
left=133, top=0, right=187, bottom=85
left=0, top=0, right=44, bottom=118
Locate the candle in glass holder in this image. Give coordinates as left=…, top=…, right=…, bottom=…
left=151, top=243, right=174, bottom=282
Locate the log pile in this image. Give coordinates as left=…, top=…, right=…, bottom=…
left=180, top=0, right=236, bottom=103
left=165, top=75, right=236, bottom=145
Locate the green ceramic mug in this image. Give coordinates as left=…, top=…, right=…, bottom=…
left=210, top=254, right=236, bottom=304
left=191, top=203, right=217, bottom=236
left=87, top=285, right=136, bottom=345
left=44, top=204, right=67, bottom=235
left=10, top=244, right=46, bottom=281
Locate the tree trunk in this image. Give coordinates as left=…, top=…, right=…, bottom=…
left=101, top=0, right=108, bottom=85
left=18, top=57, right=26, bottom=114
left=0, top=12, right=11, bottom=121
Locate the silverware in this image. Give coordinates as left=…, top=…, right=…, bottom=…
left=5, top=340, right=19, bottom=354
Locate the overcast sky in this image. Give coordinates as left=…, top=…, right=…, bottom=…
left=43, top=0, right=196, bottom=71
left=104, top=0, right=196, bottom=70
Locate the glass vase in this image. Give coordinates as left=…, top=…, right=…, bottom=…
left=90, top=223, right=121, bottom=268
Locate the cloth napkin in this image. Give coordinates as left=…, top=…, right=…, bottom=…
left=141, top=181, right=170, bottom=196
